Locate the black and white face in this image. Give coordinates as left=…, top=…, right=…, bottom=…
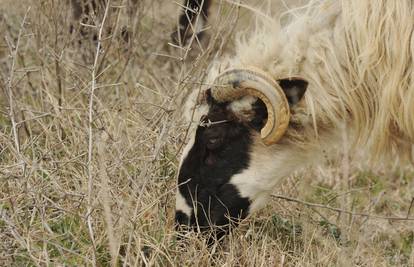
left=175, top=80, right=307, bottom=235
left=175, top=90, right=266, bottom=232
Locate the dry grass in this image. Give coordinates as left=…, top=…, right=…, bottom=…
left=0, top=0, right=413, bottom=266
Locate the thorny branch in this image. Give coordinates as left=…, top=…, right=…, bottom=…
left=272, top=194, right=414, bottom=221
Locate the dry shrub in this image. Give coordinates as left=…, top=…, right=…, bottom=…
left=0, top=0, right=413, bottom=266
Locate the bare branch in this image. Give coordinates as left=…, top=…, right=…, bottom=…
left=87, top=1, right=112, bottom=266
left=272, top=194, right=414, bottom=221
left=5, top=7, right=30, bottom=167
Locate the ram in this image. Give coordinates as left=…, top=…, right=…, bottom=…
left=175, top=0, right=414, bottom=236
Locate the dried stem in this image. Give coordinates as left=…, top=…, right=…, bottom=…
left=87, top=1, right=111, bottom=266
left=272, top=194, right=414, bottom=221
left=407, top=197, right=414, bottom=219
left=5, top=7, right=30, bottom=167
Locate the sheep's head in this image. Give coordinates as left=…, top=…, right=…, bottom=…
left=176, top=68, right=308, bottom=238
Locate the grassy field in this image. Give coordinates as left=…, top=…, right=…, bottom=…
left=1, top=0, right=413, bottom=266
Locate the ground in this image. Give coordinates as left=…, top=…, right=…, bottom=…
left=0, top=0, right=413, bottom=266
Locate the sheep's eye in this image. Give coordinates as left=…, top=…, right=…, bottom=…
left=207, top=137, right=220, bottom=148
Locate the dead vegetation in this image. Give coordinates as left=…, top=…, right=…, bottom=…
left=0, top=0, right=413, bottom=266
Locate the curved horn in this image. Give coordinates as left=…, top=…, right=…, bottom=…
left=211, top=67, right=290, bottom=145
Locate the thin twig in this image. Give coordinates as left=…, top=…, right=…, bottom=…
left=5, top=7, right=30, bottom=163
left=87, top=1, right=111, bottom=266
left=16, top=112, right=51, bottom=126
left=407, top=197, right=414, bottom=219
left=272, top=194, right=414, bottom=221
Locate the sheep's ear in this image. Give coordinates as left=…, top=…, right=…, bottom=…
left=277, top=78, right=308, bottom=106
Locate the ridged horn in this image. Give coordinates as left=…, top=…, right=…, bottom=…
left=211, top=67, right=290, bottom=145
